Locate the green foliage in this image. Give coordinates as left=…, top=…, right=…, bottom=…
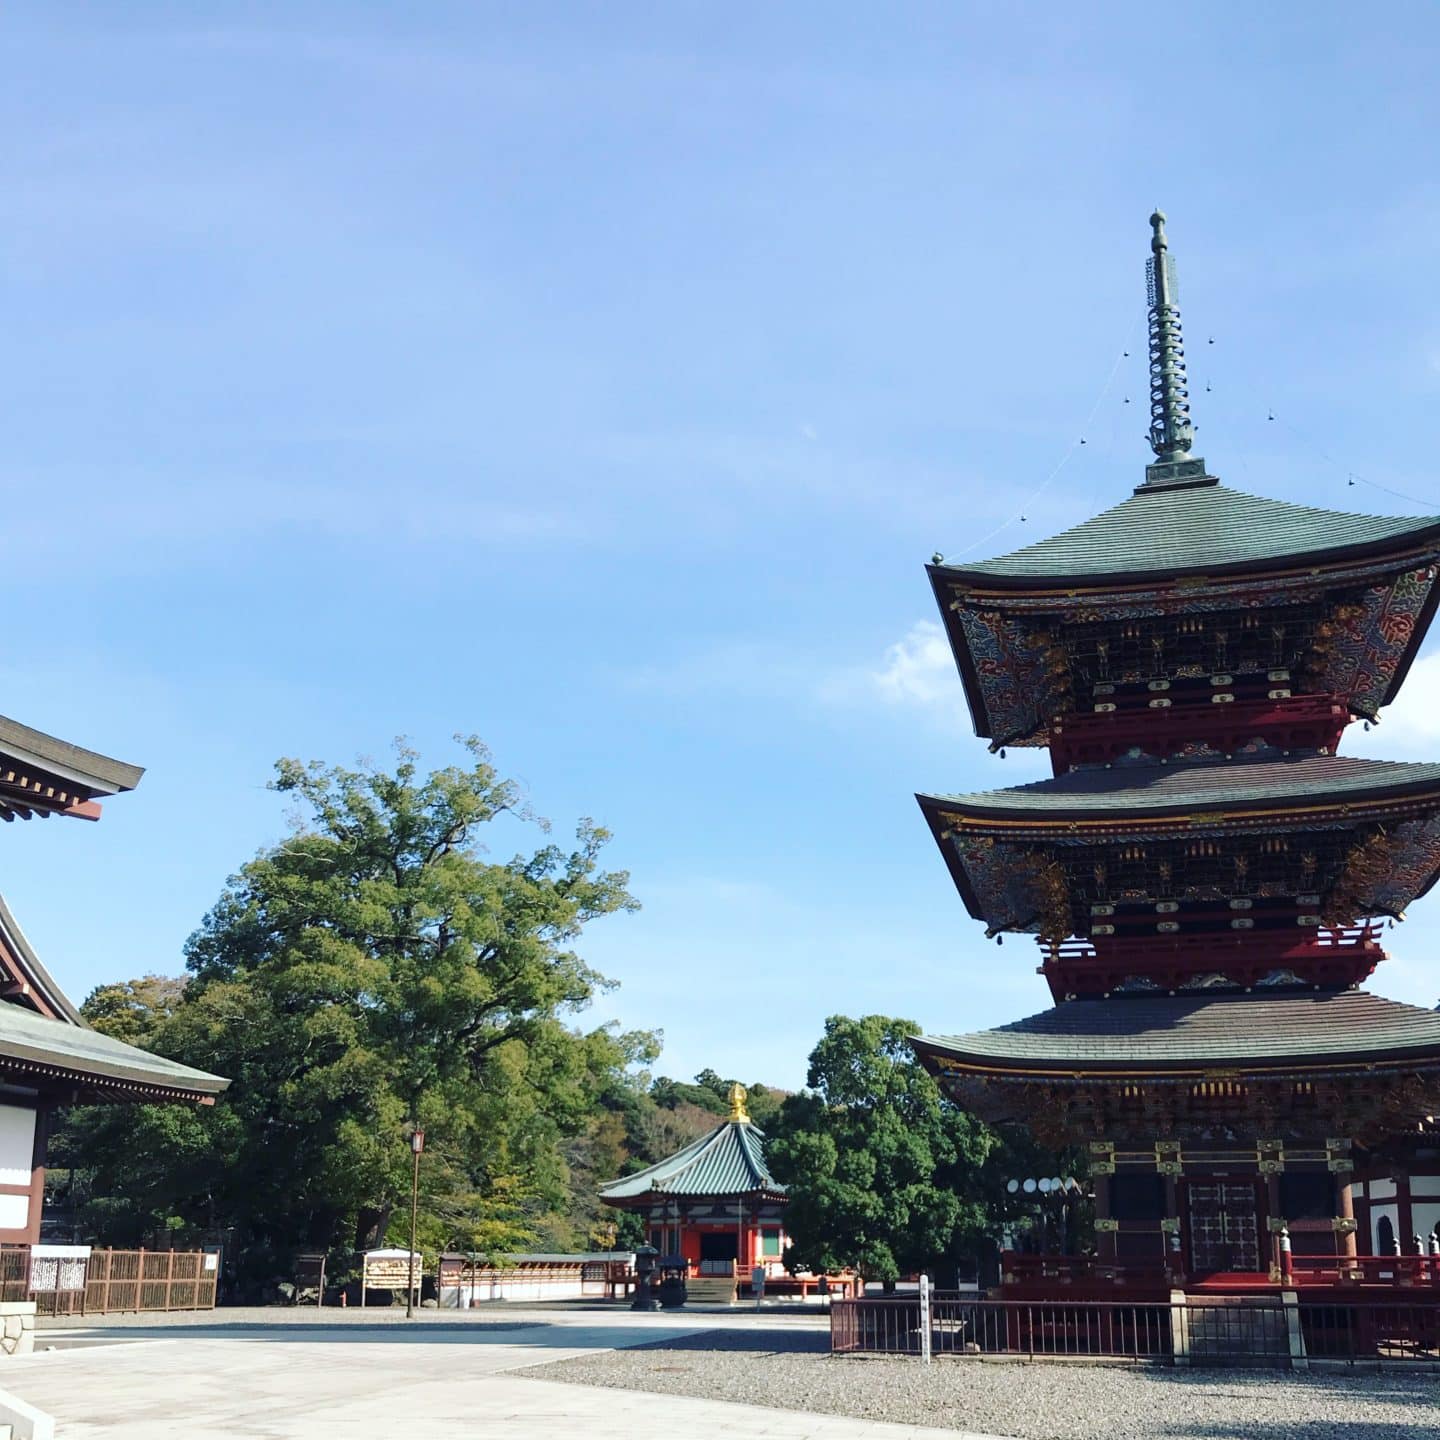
left=766, top=1015, right=997, bottom=1283
left=648, top=1071, right=786, bottom=1125
left=57, top=739, right=653, bottom=1285
left=78, top=975, right=186, bottom=1047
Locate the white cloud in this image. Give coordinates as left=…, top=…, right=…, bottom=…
left=867, top=620, right=960, bottom=709
left=617, top=619, right=986, bottom=738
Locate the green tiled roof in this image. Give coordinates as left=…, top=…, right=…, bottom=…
left=0, top=999, right=227, bottom=1099
left=939, top=484, right=1440, bottom=584
left=599, top=1119, right=783, bottom=1202
left=915, top=990, right=1440, bottom=1070
left=921, top=753, right=1440, bottom=822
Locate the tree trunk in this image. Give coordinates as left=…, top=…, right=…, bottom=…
left=354, top=1205, right=393, bottom=1251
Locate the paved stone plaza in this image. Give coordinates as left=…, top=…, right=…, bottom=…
left=0, top=1308, right=997, bottom=1440
left=0, top=1306, right=1432, bottom=1439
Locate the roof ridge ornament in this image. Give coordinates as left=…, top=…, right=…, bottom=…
left=1140, top=211, right=1217, bottom=493
left=728, top=1081, right=751, bottom=1124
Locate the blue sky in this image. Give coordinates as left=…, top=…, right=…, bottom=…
left=5, top=4, right=1440, bottom=1088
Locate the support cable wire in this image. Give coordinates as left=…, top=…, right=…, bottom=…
left=1263, top=408, right=1438, bottom=512
left=948, top=312, right=1141, bottom=560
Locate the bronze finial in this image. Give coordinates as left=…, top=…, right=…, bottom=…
left=1139, top=212, right=1215, bottom=491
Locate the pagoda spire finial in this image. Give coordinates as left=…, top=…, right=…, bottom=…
left=1140, top=211, right=1215, bottom=492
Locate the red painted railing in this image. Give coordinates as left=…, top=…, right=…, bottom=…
left=1003, top=1251, right=1440, bottom=1291
left=1290, top=1255, right=1440, bottom=1288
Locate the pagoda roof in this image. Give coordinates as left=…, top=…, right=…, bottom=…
left=936, top=483, right=1440, bottom=589
left=598, top=1118, right=784, bottom=1204
left=921, top=752, right=1440, bottom=827
left=913, top=989, right=1440, bottom=1074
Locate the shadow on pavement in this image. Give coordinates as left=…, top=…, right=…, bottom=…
left=629, top=1328, right=829, bottom=1356
left=32, top=1318, right=824, bottom=1352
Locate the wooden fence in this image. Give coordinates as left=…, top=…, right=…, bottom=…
left=0, top=1247, right=218, bottom=1316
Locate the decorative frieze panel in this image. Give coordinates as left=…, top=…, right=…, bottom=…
left=938, top=806, right=1440, bottom=944
left=946, top=556, right=1438, bottom=747
left=933, top=1067, right=1440, bottom=1149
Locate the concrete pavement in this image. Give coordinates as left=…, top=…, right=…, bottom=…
left=0, top=1308, right=1007, bottom=1439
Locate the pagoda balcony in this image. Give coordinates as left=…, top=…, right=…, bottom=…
left=1289, top=1254, right=1440, bottom=1288
left=1001, top=1251, right=1440, bottom=1295
left=1001, top=1254, right=1175, bottom=1294
left=1038, top=924, right=1384, bottom=1000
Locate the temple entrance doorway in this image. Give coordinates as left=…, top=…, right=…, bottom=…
left=1184, top=1179, right=1262, bottom=1273
left=698, top=1232, right=738, bottom=1275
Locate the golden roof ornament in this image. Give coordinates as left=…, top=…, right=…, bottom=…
left=728, top=1082, right=750, bottom=1123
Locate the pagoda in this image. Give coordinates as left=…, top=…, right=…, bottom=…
left=910, top=213, right=1440, bottom=1296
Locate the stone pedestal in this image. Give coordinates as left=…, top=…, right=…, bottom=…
left=0, top=1302, right=35, bottom=1356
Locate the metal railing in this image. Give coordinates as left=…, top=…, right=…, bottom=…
left=1301, top=1302, right=1440, bottom=1362
left=831, top=1296, right=924, bottom=1354
left=831, top=1291, right=1440, bottom=1366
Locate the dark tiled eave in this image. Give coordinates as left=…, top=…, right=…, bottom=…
left=919, top=754, right=1440, bottom=829
left=912, top=990, right=1440, bottom=1079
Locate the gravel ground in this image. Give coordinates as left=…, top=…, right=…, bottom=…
left=525, top=1328, right=1440, bottom=1440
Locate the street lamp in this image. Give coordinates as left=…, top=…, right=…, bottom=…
left=406, top=1128, right=424, bottom=1319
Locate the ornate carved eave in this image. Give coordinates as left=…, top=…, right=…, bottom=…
left=931, top=1066, right=1440, bottom=1149
left=944, top=556, right=1438, bottom=754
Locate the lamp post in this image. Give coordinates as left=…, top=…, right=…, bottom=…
left=406, top=1128, right=424, bottom=1319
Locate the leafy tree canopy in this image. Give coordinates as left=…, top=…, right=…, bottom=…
left=58, top=739, right=654, bottom=1285
left=765, top=1014, right=997, bottom=1284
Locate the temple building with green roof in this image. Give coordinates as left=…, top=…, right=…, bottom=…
left=910, top=213, right=1440, bottom=1298
left=599, top=1084, right=789, bottom=1297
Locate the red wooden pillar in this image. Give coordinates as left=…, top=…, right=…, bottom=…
left=1336, top=1173, right=1358, bottom=1261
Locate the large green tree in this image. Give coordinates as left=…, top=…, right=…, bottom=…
left=58, top=739, right=654, bottom=1285
left=765, top=1014, right=997, bottom=1286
